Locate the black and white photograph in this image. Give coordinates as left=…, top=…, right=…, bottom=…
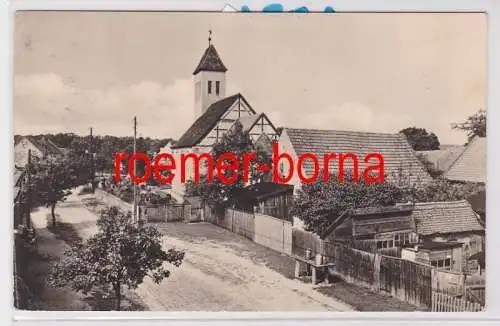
left=13, top=11, right=486, bottom=312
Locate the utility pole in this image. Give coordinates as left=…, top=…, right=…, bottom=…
left=132, top=117, right=138, bottom=222
left=25, top=150, right=32, bottom=229
left=89, top=127, right=95, bottom=193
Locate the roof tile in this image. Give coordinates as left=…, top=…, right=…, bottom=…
left=172, top=94, right=242, bottom=149
left=443, top=136, right=486, bottom=183
left=413, top=200, right=484, bottom=236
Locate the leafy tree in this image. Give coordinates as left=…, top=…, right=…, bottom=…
left=416, top=153, right=442, bottom=178
left=406, top=178, right=483, bottom=203
left=30, top=160, right=74, bottom=227
left=48, top=206, right=184, bottom=311
left=293, top=173, right=405, bottom=235
left=399, top=127, right=440, bottom=151
left=293, top=173, right=483, bottom=235
left=185, top=121, right=272, bottom=206
left=452, top=109, right=486, bottom=142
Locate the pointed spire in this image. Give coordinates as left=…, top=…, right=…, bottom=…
left=193, top=31, right=227, bottom=75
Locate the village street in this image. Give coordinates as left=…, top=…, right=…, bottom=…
left=29, top=190, right=354, bottom=311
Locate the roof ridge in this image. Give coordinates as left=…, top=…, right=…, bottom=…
left=284, top=127, right=400, bottom=136
left=415, top=199, right=470, bottom=206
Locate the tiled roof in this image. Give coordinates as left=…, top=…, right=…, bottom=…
left=413, top=200, right=484, bottom=236
left=467, top=190, right=486, bottom=214
left=443, top=136, right=486, bottom=183
left=193, top=44, right=228, bottom=75
left=417, top=145, right=465, bottom=172
left=352, top=203, right=414, bottom=217
left=172, top=93, right=254, bottom=149
left=284, top=128, right=432, bottom=185
left=17, top=136, right=65, bottom=156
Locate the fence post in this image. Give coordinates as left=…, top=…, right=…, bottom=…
left=232, top=208, right=235, bottom=232
left=373, top=253, right=381, bottom=292
left=282, top=220, right=285, bottom=253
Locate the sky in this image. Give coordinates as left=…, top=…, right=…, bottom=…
left=13, top=11, right=486, bottom=145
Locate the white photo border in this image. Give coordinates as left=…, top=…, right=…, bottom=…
left=2, top=0, right=499, bottom=325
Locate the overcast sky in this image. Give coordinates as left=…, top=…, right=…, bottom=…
left=14, top=11, right=486, bottom=145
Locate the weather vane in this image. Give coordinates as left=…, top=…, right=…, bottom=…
left=208, top=29, right=212, bottom=46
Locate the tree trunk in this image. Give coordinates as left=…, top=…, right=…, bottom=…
left=51, top=202, right=57, bottom=227
left=113, top=283, right=121, bottom=311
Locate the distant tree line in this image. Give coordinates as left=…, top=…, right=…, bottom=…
left=15, top=133, right=174, bottom=176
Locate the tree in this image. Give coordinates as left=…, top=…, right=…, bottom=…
left=293, top=173, right=405, bottom=235
left=399, top=127, right=440, bottom=151
left=30, top=160, right=74, bottom=227
left=452, top=109, right=486, bottom=142
left=293, top=173, right=483, bottom=236
left=185, top=121, right=272, bottom=206
left=416, top=152, right=442, bottom=178
left=47, top=206, right=185, bottom=311
left=405, top=178, right=483, bottom=203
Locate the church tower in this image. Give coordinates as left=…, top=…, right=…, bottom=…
left=193, top=31, right=227, bottom=119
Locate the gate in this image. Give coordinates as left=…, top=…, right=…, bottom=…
left=140, top=204, right=168, bottom=222
left=169, top=203, right=185, bottom=222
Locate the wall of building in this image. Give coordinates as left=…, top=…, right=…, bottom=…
left=401, top=248, right=417, bottom=262
left=277, top=129, right=301, bottom=193
left=198, top=100, right=255, bottom=148
left=353, top=215, right=414, bottom=238
left=14, top=140, right=43, bottom=168
left=426, top=232, right=484, bottom=272
left=194, top=71, right=226, bottom=119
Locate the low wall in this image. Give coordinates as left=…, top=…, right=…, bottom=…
left=254, top=213, right=292, bottom=255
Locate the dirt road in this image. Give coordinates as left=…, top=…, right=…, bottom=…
left=31, top=190, right=354, bottom=311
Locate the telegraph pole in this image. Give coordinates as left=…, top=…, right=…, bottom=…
left=90, top=127, right=95, bottom=193
left=25, top=150, right=32, bottom=229
left=132, top=117, right=138, bottom=222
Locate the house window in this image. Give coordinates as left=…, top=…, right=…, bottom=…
left=376, top=240, right=394, bottom=249
left=431, top=258, right=452, bottom=270
left=208, top=81, right=212, bottom=94
left=394, top=233, right=411, bottom=247
left=215, top=81, right=220, bottom=95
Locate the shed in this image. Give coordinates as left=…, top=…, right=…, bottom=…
left=231, top=182, right=294, bottom=221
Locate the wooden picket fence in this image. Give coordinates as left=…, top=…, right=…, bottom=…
left=432, top=291, right=484, bottom=312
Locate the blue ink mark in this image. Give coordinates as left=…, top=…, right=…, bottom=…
left=262, top=3, right=284, bottom=12
left=240, top=4, right=335, bottom=13
left=293, top=6, right=309, bottom=13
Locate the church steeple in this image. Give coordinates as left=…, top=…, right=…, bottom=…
left=193, top=31, right=228, bottom=75
left=193, top=31, right=227, bottom=118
